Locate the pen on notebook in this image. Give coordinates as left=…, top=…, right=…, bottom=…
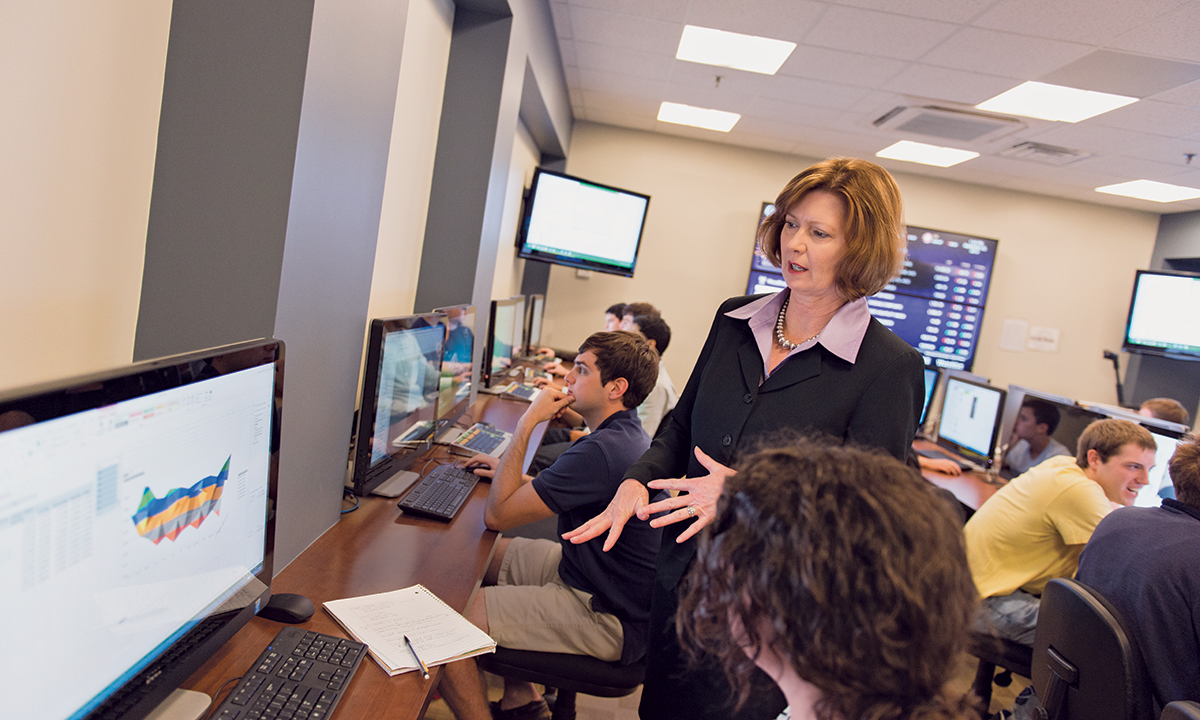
left=404, top=634, right=430, bottom=680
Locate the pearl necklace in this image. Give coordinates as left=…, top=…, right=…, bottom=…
left=775, top=297, right=819, bottom=350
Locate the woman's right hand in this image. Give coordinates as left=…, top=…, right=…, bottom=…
left=562, top=478, right=649, bottom=551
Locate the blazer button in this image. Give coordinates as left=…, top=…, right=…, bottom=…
left=722, top=435, right=732, bottom=447
left=743, top=393, right=752, bottom=403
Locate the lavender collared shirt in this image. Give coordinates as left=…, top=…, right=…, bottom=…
left=724, top=290, right=871, bottom=383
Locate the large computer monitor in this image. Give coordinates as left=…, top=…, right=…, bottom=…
left=483, top=298, right=521, bottom=387
left=934, top=375, right=1007, bottom=467
left=510, top=295, right=527, bottom=356
left=0, top=338, right=283, bottom=720
left=433, top=304, right=476, bottom=431
left=999, top=387, right=1107, bottom=468
left=1122, top=269, right=1200, bottom=361
left=349, top=313, right=447, bottom=497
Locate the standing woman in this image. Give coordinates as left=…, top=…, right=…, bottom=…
left=565, top=157, right=926, bottom=719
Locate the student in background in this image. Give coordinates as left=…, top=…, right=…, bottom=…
left=677, top=440, right=977, bottom=720
left=619, top=301, right=659, bottom=331
left=628, top=314, right=678, bottom=437
left=1139, top=397, right=1191, bottom=426
left=1076, top=437, right=1200, bottom=716
left=965, top=418, right=1156, bottom=644
left=540, top=303, right=627, bottom=377
left=1003, top=398, right=1071, bottom=475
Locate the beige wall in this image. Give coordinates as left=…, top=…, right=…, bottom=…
left=0, top=3, right=171, bottom=391
left=547, top=122, right=1160, bottom=405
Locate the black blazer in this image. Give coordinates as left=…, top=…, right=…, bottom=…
left=625, top=294, right=925, bottom=588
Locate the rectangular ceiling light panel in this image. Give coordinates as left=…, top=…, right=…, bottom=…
left=657, top=102, right=741, bottom=132
left=1095, top=180, right=1200, bottom=203
left=676, top=25, right=796, bottom=75
left=876, top=140, right=979, bottom=167
left=976, top=81, right=1137, bottom=123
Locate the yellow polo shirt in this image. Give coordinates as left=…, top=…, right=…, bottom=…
left=964, top=455, right=1112, bottom=598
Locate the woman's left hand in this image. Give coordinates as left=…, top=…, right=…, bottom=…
left=643, top=447, right=733, bottom=543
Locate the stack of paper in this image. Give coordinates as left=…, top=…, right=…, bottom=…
left=323, top=584, right=496, bottom=676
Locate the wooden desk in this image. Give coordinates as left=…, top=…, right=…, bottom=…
left=181, top=394, right=545, bottom=720
left=913, top=439, right=1006, bottom=511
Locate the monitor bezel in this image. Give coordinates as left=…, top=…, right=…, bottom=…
left=1121, top=268, right=1200, bottom=361
left=525, top=293, right=545, bottom=353
left=432, top=304, right=476, bottom=432
left=0, top=338, right=283, bottom=720
left=483, top=298, right=521, bottom=388
left=934, top=375, right=1007, bottom=466
left=515, top=167, right=650, bottom=279
left=349, top=313, right=448, bottom=497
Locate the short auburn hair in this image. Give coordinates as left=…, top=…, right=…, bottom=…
left=1169, top=437, right=1200, bottom=507
left=1140, top=397, right=1190, bottom=425
left=577, top=331, right=659, bottom=409
left=757, top=157, right=906, bottom=301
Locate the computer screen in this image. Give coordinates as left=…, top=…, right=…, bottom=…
left=433, top=304, right=475, bottom=430
left=1122, top=269, right=1200, bottom=361
left=745, top=221, right=998, bottom=371
left=1135, top=427, right=1186, bottom=507
left=921, top=367, right=940, bottom=428
left=998, top=387, right=1107, bottom=471
left=349, top=314, right=447, bottom=496
left=485, top=298, right=519, bottom=387
left=0, top=339, right=282, bottom=720
left=526, top=294, right=545, bottom=352
left=516, top=168, right=650, bottom=278
left=935, top=376, right=1006, bottom=465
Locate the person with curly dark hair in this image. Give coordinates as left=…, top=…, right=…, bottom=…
left=677, top=440, right=979, bottom=720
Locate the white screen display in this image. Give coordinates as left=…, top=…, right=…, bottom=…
left=2, top=365, right=275, bottom=720
left=523, top=172, right=648, bottom=269
left=1126, top=272, right=1200, bottom=353
left=938, top=378, right=1003, bottom=458
left=1133, top=430, right=1182, bottom=508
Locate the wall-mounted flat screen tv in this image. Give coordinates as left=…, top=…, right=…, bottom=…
left=516, top=168, right=650, bottom=278
left=1122, top=269, right=1200, bottom=361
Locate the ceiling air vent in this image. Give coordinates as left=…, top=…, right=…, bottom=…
left=999, top=141, right=1092, bottom=166
left=873, top=105, right=1024, bottom=143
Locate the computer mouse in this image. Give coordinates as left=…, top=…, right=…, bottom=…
left=258, top=592, right=315, bottom=624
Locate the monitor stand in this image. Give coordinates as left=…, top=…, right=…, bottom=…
left=145, top=689, right=211, bottom=720
left=371, top=470, right=421, bottom=498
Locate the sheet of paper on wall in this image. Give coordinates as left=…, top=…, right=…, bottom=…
left=1027, top=326, right=1060, bottom=353
left=1000, top=318, right=1028, bottom=352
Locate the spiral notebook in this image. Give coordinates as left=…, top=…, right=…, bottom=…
left=323, top=584, right=496, bottom=676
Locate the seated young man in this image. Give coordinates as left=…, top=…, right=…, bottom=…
left=438, top=331, right=661, bottom=720
left=1139, top=396, right=1190, bottom=426
left=1076, top=437, right=1200, bottom=716
left=627, top=313, right=677, bottom=437
left=1003, top=397, right=1071, bottom=475
left=965, top=418, right=1156, bottom=644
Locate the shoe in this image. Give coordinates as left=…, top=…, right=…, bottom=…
left=488, top=699, right=552, bottom=720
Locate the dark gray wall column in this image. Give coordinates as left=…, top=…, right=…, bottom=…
left=133, top=0, right=313, bottom=361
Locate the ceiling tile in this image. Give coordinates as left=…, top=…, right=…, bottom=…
left=566, top=5, right=684, bottom=54
left=739, top=103, right=844, bottom=135
left=884, top=64, right=1021, bottom=105
left=776, top=46, right=910, bottom=89
left=1149, top=79, right=1200, bottom=107
left=579, top=89, right=662, bottom=118
left=567, top=0, right=689, bottom=22
left=580, top=108, right=659, bottom=132
left=802, top=6, right=960, bottom=61
left=1130, top=135, right=1200, bottom=167
left=1090, top=99, right=1200, bottom=138
left=1071, top=154, right=1198, bottom=182
left=834, top=0, right=999, bottom=24
left=558, top=40, right=578, bottom=68
left=756, top=74, right=872, bottom=110
left=668, top=60, right=775, bottom=94
left=1040, top=50, right=1200, bottom=98
left=1108, top=1, right=1200, bottom=63
left=578, top=68, right=668, bottom=101
left=549, top=1, right=573, bottom=39
left=573, top=40, right=674, bottom=80
left=682, top=0, right=826, bottom=42
left=920, top=27, right=1091, bottom=78
left=971, top=0, right=1185, bottom=45
left=1018, top=122, right=1155, bottom=156
left=721, top=129, right=805, bottom=154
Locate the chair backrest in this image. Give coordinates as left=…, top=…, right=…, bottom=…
left=1031, top=578, right=1154, bottom=720
left=1162, top=702, right=1200, bottom=720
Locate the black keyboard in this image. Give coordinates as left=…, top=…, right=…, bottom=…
left=397, top=464, right=481, bottom=521
left=210, top=626, right=365, bottom=720
left=453, top=423, right=508, bottom=453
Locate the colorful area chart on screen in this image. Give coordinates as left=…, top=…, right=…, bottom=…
left=132, top=457, right=229, bottom=544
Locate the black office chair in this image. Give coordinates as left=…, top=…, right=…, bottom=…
left=477, top=647, right=646, bottom=720
left=968, top=631, right=1033, bottom=719
left=1030, top=578, right=1153, bottom=720
left=1161, top=702, right=1200, bottom=720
